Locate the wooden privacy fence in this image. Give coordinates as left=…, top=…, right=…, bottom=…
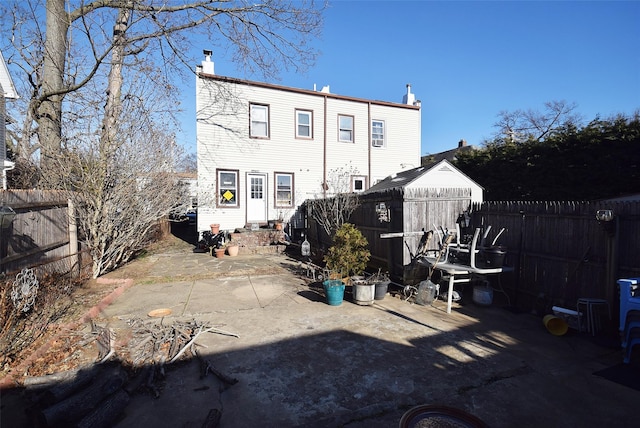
left=472, top=200, right=640, bottom=314
left=305, top=194, right=639, bottom=315
left=0, top=190, right=80, bottom=277
left=305, top=188, right=476, bottom=283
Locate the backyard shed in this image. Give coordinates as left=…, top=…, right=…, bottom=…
left=351, top=160, right=484, bottom=284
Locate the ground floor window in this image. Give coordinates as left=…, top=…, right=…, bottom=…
left=275, top=172, right=294, bottom=207
left=217, top=169, right=239, bottom=207
left=352, top=175, right=367, bottom=193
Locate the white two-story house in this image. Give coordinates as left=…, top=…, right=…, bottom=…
left=195, top=51, right=422, bottom=233
left=1, top=50, right=18, bottom=190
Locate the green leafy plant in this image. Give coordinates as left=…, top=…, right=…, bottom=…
left=324, top=223, right=370, bottom=281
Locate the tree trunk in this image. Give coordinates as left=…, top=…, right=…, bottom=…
left=76, top=389, right=130, bottom=428
left=38, top=0, right=69, bottom=178
left=89, top=6, right=131, bottom=279
left=100, top=6, right=130, bottom=155
left=24, top=366, right=96, bottom=406
left=38, top=366, right=127, bottom=427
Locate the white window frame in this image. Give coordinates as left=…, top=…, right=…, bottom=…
left=275, top=172, right=294, bottom=207
left=217, top=169, right=239, bottom=207
left=296, top=109, right=313, bottom=139
left=250, top=103, right=269, bottom=138
left=352, top=175, right=367, bottom=193
left=371, top=119, right=385, bottom=147
left=338, top=114, right=354, bottom=143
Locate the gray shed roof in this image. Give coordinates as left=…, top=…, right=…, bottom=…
left=363, top=163, right=437, bottom=194
left=362, top=159, right=484, bottom=202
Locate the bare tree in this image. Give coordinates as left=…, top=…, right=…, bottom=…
left=309, top=166, right=361, bottom=238
left=1, top=0, right=325, bottom=175
left=2, top=0, right=325, bottom=277
left=53, top=63, right=185, bottom=277
left=493, top=100, right=582, bottom=143
left=176, top=152, right=197, bottom=174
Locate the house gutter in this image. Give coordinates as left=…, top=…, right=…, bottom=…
left=2, top=160, right=15, bottom=190
left=367, top=102, right=372, bottom=187
left=323, top=94, right=327, bottom=197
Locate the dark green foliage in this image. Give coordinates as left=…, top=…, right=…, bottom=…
left=324, top=223, right=370, bottom=278
left=455, top=112, right=640, bottom=200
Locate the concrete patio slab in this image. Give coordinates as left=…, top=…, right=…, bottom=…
left=2, top=249, right=638, bottom=428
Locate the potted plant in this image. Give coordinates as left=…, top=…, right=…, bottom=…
left=351, top=275, right=376, bottom=306
left=274, top=208, right=291, bottom=231
left=322, top=279, right=346, bottom=306
left=324, top=223, right=371, bottom=305
left=370, top=270, right=391, bottom=301
left=214, top=247, right=225, bottom=258
left=226, top=242, right=239, bottom=257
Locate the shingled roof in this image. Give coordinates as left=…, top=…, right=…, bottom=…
left=421, top=139, right=475, bottom=168
left=362, top=160, right=450, bottom=194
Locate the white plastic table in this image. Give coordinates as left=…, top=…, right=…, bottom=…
left=418, top=258, right=512, bottom=313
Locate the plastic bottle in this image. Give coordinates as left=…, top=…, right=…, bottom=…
left=415, top=279, right=437, bottom=305
left=301, top=237, right=311, bottom=257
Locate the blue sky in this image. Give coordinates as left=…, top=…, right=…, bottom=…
left=178, top=0, right=640, bottom=156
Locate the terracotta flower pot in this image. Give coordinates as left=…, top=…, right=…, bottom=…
left=210, top=223, right=220, bottom=234
left=214, top=248, right=225, bottom=258
left=227, top=245, right=239, bottom=257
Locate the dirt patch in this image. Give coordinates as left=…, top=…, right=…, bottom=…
left=0, top=233, right=195, bottom=382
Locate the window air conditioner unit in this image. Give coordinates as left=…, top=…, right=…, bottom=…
left=372, top=140, right=384, bottom=147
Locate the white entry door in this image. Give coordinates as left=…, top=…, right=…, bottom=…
left=246, top=173, right=267, bottom=223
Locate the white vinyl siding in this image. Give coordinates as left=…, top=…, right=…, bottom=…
left=196, top=72, right=421, bottom=231
left=250, top=103, right=269, bottom=138
left=338, top=114, right=354, bottom=143
left=296, top=110, right=312, bottom=139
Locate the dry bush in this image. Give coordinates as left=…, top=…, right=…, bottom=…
left=0, top=270, right=87, bottom=370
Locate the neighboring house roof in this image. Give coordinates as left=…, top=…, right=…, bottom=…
left=421, top=140, right=474, bottom=168
left=363, top=159, right=483, bottom=195
left=600, top=193, right=640, bottom=202
left=0, top=50, right=18, bottom=100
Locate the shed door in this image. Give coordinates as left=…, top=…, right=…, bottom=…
left=247, top=173, right=267, bottom=223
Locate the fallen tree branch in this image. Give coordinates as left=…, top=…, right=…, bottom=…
left=201, top=408, right=222, bottom=428
left=195, top=348, right=238, bottom=387
left=169, top=326, right=203, bottom=363
left=206, top=327, right=240, bottom=338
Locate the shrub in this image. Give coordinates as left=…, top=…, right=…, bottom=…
left=324, top=223, right=370, bottom=280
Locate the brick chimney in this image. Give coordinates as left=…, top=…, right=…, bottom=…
left=200, top=50, right=215, bottom=75
left=458, top=139, right=467, bottom=148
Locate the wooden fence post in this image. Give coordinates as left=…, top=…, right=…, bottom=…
left=68, top=198, right=79, bottom=276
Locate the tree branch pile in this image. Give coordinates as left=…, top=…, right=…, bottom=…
left=18, top=317, right=239, bottom=427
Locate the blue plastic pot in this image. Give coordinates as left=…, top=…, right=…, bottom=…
left=323, top=280, right=345, bottom=306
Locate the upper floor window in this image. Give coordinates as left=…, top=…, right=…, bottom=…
left=372, top=119, right=385, bottom=147
left=296, top=110, right=313, bottom=139
left=250, top=103, right=269, bottom=138
left=275, top=172, right=294, bottom=207
left=218, top=169, right=239, bottom=207
left=338, top=115, right=354, bottom=143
